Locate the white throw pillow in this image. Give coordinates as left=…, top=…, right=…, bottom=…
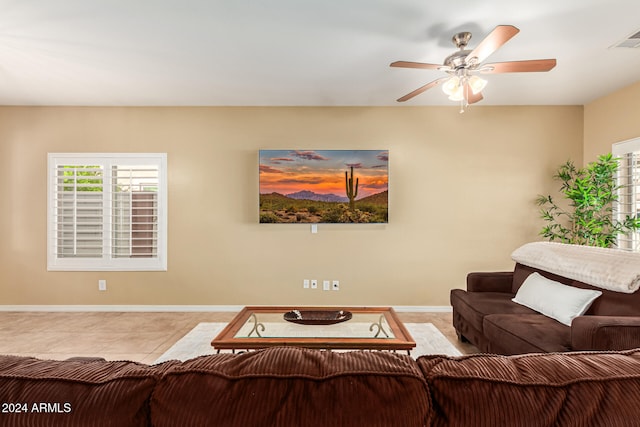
left=512, top=272, right=602, bottom=326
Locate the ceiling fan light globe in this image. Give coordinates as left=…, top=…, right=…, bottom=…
left=468, top=76, right=488, bottom=94
left=448, top=87, right=465, bottom=101
left=442, top=76, right=460, bottom=96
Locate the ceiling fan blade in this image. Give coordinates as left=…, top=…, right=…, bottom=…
left=466, top=25, right=520, bottom=66
left=481, top=59, right=557, bottom=73
left=390, top=61, right=444, bottom=70
left=465, top=85, right=484, bottom=104
left=396, top=77, right=449, bottom=102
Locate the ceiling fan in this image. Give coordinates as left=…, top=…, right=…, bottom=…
left=390, top=25, right=556, bottom=111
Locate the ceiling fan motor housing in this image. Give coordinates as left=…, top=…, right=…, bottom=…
left=445, top=32, right=477, bottom=69
left=444, top=50, right=472, bottom=69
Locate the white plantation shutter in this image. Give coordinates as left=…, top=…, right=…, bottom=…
left=112, top=166, right=159, bottom=258
left=48, top=153, right=167, bottom=271
left=55, top=165, right=105, bottom=258
left=613, top=138, right=640, bottom=252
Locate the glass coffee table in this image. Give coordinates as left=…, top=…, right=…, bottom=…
left=211, top=306, right=415, bottom=353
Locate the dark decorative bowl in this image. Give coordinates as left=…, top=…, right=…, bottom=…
left=283, top=309, right=352, bottom=325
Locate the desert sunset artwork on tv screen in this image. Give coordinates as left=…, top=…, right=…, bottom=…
left=259, top=150, right=389, bottom=223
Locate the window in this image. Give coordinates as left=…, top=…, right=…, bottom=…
left=613, top=138, right=640, bottom=252
left=47, top=153, right=167, bottom=271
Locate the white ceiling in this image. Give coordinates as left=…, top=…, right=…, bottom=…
left=1, top=0, right=639, bottom=107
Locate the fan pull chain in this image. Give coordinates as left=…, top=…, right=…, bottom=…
left=459, top=84, right=468, bottom=113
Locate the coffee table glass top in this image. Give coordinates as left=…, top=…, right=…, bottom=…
left=211, top=306, right=415, bottom=351
left=234, top=311, right=396, bottom=339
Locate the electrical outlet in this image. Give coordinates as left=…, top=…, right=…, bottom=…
left=323, top=280, right=330, bottom=291
left=303, top=279, right=310, bottom=289
left=311, top=280, right=318, bottom=289
left=332, top=280, right=339, bottom=291
left=98, top=279, right=107, bottom=291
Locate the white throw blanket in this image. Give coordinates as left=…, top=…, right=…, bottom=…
left=511, top=242, right=640, bottom=294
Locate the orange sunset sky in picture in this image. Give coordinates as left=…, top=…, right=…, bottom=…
left=259, top=150, right=388, bottom=198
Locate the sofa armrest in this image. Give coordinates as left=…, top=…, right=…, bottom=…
left=571, top=316, right=640, bottom=351
left=466, top=272, right=513, bottom=293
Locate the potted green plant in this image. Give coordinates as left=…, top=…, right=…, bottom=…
left=536, top=153, right=640, bottom=248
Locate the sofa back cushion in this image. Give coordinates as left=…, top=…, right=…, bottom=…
left=151, top=347, right=430, bottom=427
left=0, top=355, right=167, bottom=427
left=513, top=263, right=640, bottom=316
left=418, top=349, right=640, bottom=427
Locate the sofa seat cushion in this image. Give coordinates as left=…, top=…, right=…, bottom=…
left=450, top=289, right=538, bottom=334
left=151, top=347, right=430, bottom=427
left=417, top=349, right=640, bottom=427
left=483, top=314, right=570, bottom=354
left=0, top=355, right=167, bottom=427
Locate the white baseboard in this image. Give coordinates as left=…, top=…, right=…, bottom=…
left=393, top=306, right=452, bottom=313
left=0, top=305, right=452, bottom=312
left=0, top=305, right=245, bottom=312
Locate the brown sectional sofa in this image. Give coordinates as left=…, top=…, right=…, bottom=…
left=3, top=346, right=640, bottom=426
left=451, top=263, right=640, bottom=355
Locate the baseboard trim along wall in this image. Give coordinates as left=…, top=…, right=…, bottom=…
left=0, top=305, right=452, bottom=312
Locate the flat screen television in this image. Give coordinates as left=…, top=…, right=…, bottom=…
left=259, top=150, right=388, bottom=224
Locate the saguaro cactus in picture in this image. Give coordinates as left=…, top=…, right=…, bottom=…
left=345, top=166, right=359, bottom=210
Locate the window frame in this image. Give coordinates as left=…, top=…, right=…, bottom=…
left=47, top=153, right=168, bottom=271
left=612, top=138, right=640, bottom=252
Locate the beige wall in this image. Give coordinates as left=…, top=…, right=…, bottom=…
left=0, top=106, right=583, bottom=307
left=584, top=81, right=640, bottom=164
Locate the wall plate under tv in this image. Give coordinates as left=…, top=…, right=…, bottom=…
left=259, top=150, right=389, bottom=225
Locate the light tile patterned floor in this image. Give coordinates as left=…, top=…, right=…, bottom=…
left=0, top=311, right=477, bottom=364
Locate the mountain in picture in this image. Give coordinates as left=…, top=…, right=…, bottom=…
left=286, top=190, right=348, bottom=203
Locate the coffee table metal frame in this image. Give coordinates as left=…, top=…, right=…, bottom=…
left=211, top=306, right=415, bottom=353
